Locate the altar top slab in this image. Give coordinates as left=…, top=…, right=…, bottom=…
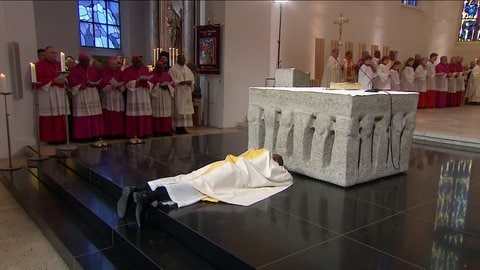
left=250, top=86, right=419, bottom=96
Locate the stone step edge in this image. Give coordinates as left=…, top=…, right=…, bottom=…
left=413, top=131, right=480, bottom=152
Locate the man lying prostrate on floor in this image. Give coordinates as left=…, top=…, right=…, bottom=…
left=117, top=148, right=293, bottom=227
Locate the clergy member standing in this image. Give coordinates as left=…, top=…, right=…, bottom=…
left=358, top=55, right=376, bottom=90
left=169, top=54, right=195, bottom=134
left=35, top=45, right=68, bottom=144
left=389, top=61, right=401, bottom=91
left=342, top=51, right=356, bottom=83
left=425, top=53, right=438, bottom=108
left=122, top=55, right=153, bottom=138
left=374, top=56, right=391, bottom=91
left=150, top=60, right=175, bottom=136
left=468, top=58, right=480, bottom=103
left=401, top=58, right=415, bottom=91
left=321, top=48, right=340, bottom=87
left=67, top=53, right=104, bottom=141
left=99, top=56, right=125, bottom=138
left=414, top=58, right=428, bottom=108
left=435, top=56, right=450, bottom=107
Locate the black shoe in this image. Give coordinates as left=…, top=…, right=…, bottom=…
left=134, top=191, right=148, bottom=228
left=117, top=186, right=134, bottom=218
left=175, top=127, right=189, bottom=134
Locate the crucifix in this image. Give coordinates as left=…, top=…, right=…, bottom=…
left=333, top=14, right=349, bottom=45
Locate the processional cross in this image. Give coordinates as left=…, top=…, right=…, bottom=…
left=333, top=14, right=349, bottom=45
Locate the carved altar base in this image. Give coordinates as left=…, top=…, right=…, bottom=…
left=248, top=87, right=418, bottom=187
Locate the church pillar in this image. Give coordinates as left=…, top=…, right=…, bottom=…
left=147, top=0, right=159, bottom=64
left=183, top=1, right=195, bottom=63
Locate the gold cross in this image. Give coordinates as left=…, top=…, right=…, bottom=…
left=333, top=14, right=349, bottom=43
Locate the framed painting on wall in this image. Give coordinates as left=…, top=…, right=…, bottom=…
left=197, top=24, right=221, bottom=74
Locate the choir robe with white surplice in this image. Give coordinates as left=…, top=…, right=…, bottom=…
left=389, top=68, right=401, bottom=91
left=425, top=60, right=437, bottom=108
left=35, top=59, right=69, bottom=143
left=401, top=66, right=415, bottom=91
left=67, top=64, right=104, bottom=140
left=123, top=65, right=153, bottom=138
left=374, top=63, right=390, bottom=90
left=435, top=62, right=449, bottom=107
left=99, top=66, right=125, bottom=137
left=414, top=65, right=428, bottom=108
left=149, top=70, right=175, bottom=134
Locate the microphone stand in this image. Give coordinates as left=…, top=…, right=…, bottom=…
left=29, top=82, right=49, bottom=162
left=0, top=91, right=21, bottom=171
left=56, top=71, right=77, bottom=151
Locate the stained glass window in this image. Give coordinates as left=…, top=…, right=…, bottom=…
left=402, top=0, right=417, bottom=6
left=459, top=0, right=480, bottom=41
left=78, top=0, right=121, bottom=49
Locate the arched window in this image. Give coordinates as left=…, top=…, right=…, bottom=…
left=78, top=0, right=121, bottom=49
left=459, top=0, right=480, bottom=41
left=402, top=0, right=417, bottom=7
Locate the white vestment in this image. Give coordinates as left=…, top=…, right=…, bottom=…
left=426, top=61, right=436, bottom=90
left=69, top=85, right=103, bottom=117
left=38, top=83, right=69, bottom=116
left=374, top=64, right=390, bottom=90
left=358, top=64, right=375, bottom=90
left=151, top=83, right=174, bottom=117
left=147, top=149, right=293, bottom=207
left=401, top=66, right=415, bottom=91
left=169, top=63, right=195, bottom=127
left=435, top=73, right=448, bottom=92
left=468, top=65, right=480, bottom=102
left=101, top=80, right=125, bottom=112
left=389, top=69, right=400, bottom=91
left=414, top=65, right=427, bottom=93
left=125, top=80, right=153, bottom=116
left=321, top=56, right=340, bottom=87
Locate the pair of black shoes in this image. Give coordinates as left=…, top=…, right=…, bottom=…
left=175, top=127, right=189, bottom=134
left=116, top=186, right=148, bottom=228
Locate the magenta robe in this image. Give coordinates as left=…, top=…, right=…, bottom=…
left=150, top=71, right=174, bottom=134
left=67, top=65, right=104, bottom=139
left=435, top=63, right=449, bottom=107
left=122, top=65, right=152, bottom=138
left=36, top=60, right=67, bottom=143
left=99, top=67, right=125, bottom=137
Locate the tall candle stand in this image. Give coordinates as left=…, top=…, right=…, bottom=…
left=0, top=91, right=21, bottom=171
left=56, top=72, right=77, bottom=151
left=29, top=82, right=49, bottom=162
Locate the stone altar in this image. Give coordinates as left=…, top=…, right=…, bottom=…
left=248, top=87, right=418, bottom=187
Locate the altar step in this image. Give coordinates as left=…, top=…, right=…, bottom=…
left=1, top=156, right=216, bottom=270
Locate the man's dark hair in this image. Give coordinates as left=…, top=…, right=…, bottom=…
left=272, top=154, right=283, bottom=166
left=37, top=48, right=45, bottom=55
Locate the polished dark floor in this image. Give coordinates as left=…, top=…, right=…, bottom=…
left=3, top=130, right=480, bottom=269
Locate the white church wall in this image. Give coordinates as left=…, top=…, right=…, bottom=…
left=0, top=1, right=38, bottom=159
left=222, top=1, right=272, bottom=128
left=199, top=0, right=225, bottom=128
left=202, top=1, right=272, bottom=128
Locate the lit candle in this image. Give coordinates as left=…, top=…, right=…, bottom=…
left=0, top=73, right=6, bottom=93
left=160, top=48, right=163, bottom=53
left=30, top=62, right=37, bottom=83
left=169, top=48, right=172, bottom=66
left=60, top=52, right=66, bottom=72
left=153, top=48, right=156, bottom=65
